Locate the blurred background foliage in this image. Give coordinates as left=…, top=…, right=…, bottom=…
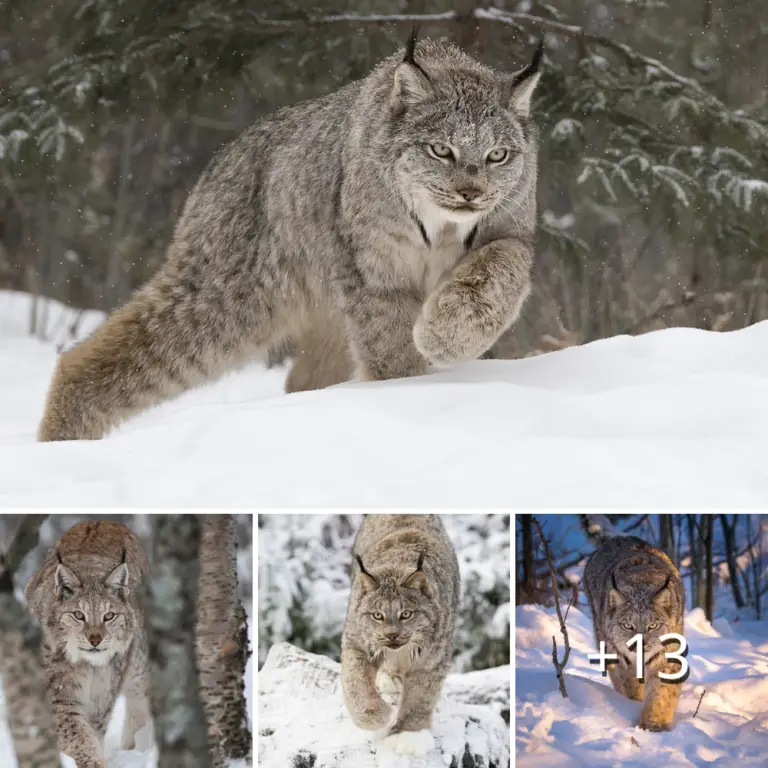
left=0, top=1, right=766, bottom=352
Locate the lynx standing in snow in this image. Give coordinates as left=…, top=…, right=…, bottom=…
left=583, top=535, right=685, bottom=732
left=24, top=520, right=151, bottom=768
left=341, top=514, right=460, bottom=756
left=38, top=29, right=542, bottom=441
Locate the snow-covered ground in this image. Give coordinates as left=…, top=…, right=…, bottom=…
left=516, top=603, right=768, bottom=766
left=2, top=290, right=768, bottom=506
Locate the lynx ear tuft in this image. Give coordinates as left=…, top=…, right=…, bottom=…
left=54, top=562, right=81, bottom=599
left=506, top=39, right=543, bottom=118
left=104, top=561, right=130, bottom=594
left=356, top=555, right=378, bottom=592
left=402, top=553, right=432, bottom=596
left=390, top=27, right=433, bottom=116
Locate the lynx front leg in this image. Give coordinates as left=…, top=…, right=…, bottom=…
left=379, top=668, right=443, bottom=756
left=607, top=661, right=645, bottom=702
left=341, top=282, right=428, bottom=382
left=638, top=662, right=681, bottom=732
left=120, top=642, right=151, bottom=751
left=341, top=646, right=392, bottom=731
left=53, top=708, right=106, bottom=768
left=414, top=238, right=532, bottom=366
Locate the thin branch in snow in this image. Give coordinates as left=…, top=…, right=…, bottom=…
left=532, top=517, right=571, bottom=699
left=693, top=689, right=706, bottom=718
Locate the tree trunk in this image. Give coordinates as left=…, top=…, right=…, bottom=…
left=148, top=515, right=212, bottom=768
left=196, top=515, right=252, bottom=767
left=517, top=515, right=535, bottom=605
left=658, top=515, right=675, bottom=560
left=705, top=515, right=714, bottom=622
left=0, top=515, right=59, bottom=768
left=719, top=514, right=744, bottom=608
left=687, top=514, right=697, bottom=611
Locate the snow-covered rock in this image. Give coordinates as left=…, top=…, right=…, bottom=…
left=259, top=643, right=510, bottom=768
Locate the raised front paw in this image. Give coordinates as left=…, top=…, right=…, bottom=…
left=375, top=669, right=402, bottom=695
left=413, top=276, right=506, bottom=367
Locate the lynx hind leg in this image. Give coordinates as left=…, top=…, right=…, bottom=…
left=284, top=321, right=354, bottom=394
left=38, top=268, right=274, bottom=442
left=341, top=646, right=392, bottom=731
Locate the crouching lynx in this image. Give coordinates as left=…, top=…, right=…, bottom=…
left=341, top=514, right=460, bottom=756
left=38, top=29, right=542, bottom=441
left=583, top=535, right=685, bottom=732
left=24, top=520, right=151, bottom=768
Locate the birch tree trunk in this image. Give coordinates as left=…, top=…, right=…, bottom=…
left=196, top=515, right=252, bottom=767
left=0, top=515, right=59, bottom=768
left=148, top=515, right=212, bottom=768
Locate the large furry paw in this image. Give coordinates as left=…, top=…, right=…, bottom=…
left=379, top=729, right=435, bottom=756
left=353, top=699, right=393, bottom=731
left=414, top=276, right=506, bottom=367
left=638, top=715, right=673, bottom=732
left=376, top=670, right=402, bottom=695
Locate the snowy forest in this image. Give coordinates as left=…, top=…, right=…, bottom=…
left=258, top=513, right=510, bottom=767
left=516, top=513, right=768, bottom=767
left=0, top=513, right=253, bottom=768
left=1, top=0, right=767, bottom=354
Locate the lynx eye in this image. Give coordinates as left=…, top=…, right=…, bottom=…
left=647, top=622, right=659, bottom=631
left=427, top=143, right=454, bottom=160
left=372, top=611, right=384, bottom=621
left=104, top=612, right=116, bottom=621
left=400, top=611, right=413, bottom=620
left=486, top=147, right=509, bottom=164
left=621, top=622, right=634, bottom=631
left=73, top=611, right=85, bottom=621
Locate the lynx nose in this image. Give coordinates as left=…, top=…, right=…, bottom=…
left=88, top=632, right=103, bottom=647
left=457, top=187, right=482, bottom=202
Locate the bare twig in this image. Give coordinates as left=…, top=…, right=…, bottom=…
left=532, top=517, right=571, bottom=698
left=693, top=689, right=706, bottom=718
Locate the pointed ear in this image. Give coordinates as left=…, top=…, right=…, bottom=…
left=54, top=562, right=81, bottom=599
left=507, top=39, right=543, bottom=118
left=390, top=27, right=434, bottom=116
left=402, top=552, right=432, bottom=597
left=608, top=588, right=626, bottom=611
left=104, top=552, right=130, bottom=595
left=652, top=577, right=673, bottom=612
left=608, top=573, right=626, bottom=612
left=356, top=555, right=378, bottom=593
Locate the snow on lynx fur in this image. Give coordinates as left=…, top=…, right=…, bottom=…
left=583, top=535, right=686, bottom=732
left=340, top=514, right=460, bottom=756
left=24, top=520, right=150, bottom=768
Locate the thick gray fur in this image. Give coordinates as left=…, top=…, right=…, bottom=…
left=39, top=34, right=542, bottom=441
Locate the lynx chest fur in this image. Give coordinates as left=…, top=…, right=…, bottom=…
left=24, top=520, right=151, bottom=768
left=340, top=514, right=460, bottom=757
left=583, top=535, right=685, bottom=732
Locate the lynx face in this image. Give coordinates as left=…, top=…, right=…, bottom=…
left=606, top=581, right=675, bottom=668
left=357, top=575, right=435, bottom=658
left=388, top=40, right=540, bottom=228
left=53, top=561, right=138, bottom=667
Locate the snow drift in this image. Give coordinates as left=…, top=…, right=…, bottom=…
left=2, top=290, right=768, bottom=506
left=258, top=642, right=510, bottom=768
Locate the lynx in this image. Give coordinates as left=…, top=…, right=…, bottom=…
left=583, top=535, right=685, bottom=732
left=340, top=514, right=460, bottom=756
left=38, top=30, right=542, bottom=441
left=24, top=520, right=151, bottom=768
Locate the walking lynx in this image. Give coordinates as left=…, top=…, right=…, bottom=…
left=341, top=514, right=460, bottom=756
left=583, top=535, right=685, bottom=732
left=24, top=520, right=151, bottom=768
left=38, top=30, right=542, bottom=441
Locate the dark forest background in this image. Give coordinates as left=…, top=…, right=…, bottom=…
left=1, top=1, right=766, bottom=355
